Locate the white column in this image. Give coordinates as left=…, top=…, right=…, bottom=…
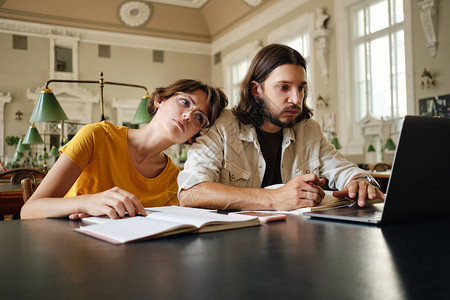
left=0, top=92, right=13, bottom=157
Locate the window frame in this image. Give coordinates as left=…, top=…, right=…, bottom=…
left=222, top=42, right=259, bottom=107
left=335, top=0, right=414, bottom=156
left=222, top=13, right=314, bottom=109
left=267, top=13, right=315, bottom=109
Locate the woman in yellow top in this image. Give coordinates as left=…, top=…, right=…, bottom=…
left=21, top=79, right=228, bottom=220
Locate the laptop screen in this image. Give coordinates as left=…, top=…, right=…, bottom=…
left=381, top=116, right=450, bottom=224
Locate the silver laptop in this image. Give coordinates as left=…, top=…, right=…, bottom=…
left=304, top=116, right=450, bottom=225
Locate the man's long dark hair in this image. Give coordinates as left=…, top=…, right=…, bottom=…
left=232, top=44, right=313, bottom=127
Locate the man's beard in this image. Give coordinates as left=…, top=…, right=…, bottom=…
left=259, top=97, right=300, bottom=128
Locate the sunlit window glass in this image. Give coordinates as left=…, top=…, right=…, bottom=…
left=350, top=0, right=406, bottom=121
left=230, top=58, right=251, bottom=106
left=369, top=0, right=388, bottom=33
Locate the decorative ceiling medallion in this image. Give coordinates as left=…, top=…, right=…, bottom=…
left=243, top=0, right=262, bottom=7
left=119, top=1, right=151, bottom=27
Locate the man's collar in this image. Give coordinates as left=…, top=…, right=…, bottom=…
left=239, top=123, right=257, bottom=142
left=238, top=123, right=296, bottom=144
left=282, top=127, right=296, bottom=143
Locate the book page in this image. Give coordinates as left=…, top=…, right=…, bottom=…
left=75, top=217, right=195, bottom=244
left=81, top=206, right=216, bottom=225
left=146, top=208, right=258, bottom=228
left=76, top=207, right=260, bottom=244
left=311, top=192, right=352, bottom=211
left=82, top=206, right=258, bottom=229
left=146, top=206, right=217, bottom=214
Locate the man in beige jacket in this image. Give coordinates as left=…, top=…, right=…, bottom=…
left=178, top=44, right=384, bottom=211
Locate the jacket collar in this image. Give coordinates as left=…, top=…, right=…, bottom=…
left=238, top=123, right=296, bottom=145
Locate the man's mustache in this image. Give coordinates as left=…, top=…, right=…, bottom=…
left=281, top=105, right=301, bottom=113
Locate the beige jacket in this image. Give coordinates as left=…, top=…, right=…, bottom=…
left=178, top=109, right=368, bottom=192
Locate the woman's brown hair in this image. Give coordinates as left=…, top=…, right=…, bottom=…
left=147, top=79, right=228, bottom=129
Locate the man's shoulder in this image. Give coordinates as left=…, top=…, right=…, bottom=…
left=293, top=118, right=322, bottom=132
left=214, top=109, right=240, bottom=128
left=217, top=109, right=236, bottom=120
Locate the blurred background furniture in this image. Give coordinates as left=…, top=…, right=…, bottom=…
left=0, top=167, right=47, bottom=184
left=371, top=162, right=391, bottom=172
left=0, top=168, right=47, bottom=220
left=0, top=182, right=22, bottom=220
left=369, top=163, right=392, bottom=193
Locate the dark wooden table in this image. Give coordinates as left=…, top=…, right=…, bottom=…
left=1, top=215, right=449, bottom=299
left=0, top=183, right=22, bottom=219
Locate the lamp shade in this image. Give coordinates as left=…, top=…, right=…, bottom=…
left=131, top=95, right=152, bottom=124
left=49, top=145, right=60, bottom=157
left=30, top=88, right=68, bottom=122
left=384, top=137, right=396, bottom=151
left=367, top=144, right=376, bottom=152
left=39, top=153, right=49, bottom=160
left=331, top=136, right=341, bottom=150
left=16, top=139, right=31, bottom=152
left=12, top=151, right=24, bottom=163
left=23, top=124, right=44, bottom=144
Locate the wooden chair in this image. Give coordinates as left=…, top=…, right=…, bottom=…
left=0, top=169, right=46, bottom=220
left=371, top=163, right=391, bottom=172
left=0, top=168, right=47, bottom=184
left=21, top=177, right=41, bottom=203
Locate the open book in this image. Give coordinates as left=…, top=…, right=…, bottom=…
left=75, top=206, right=260, bottom=244
left=253, top=188, right=384, bottom=215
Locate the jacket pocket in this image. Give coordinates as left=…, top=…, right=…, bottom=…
left=221, top=161, right=251, bottom=187
left=294, top=159, right=320, bottom=176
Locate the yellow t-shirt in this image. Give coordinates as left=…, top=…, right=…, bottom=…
left=61, top=121, right=180, bottom=207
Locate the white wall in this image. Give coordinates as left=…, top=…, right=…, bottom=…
left=0, top=30, right=211, bottom=157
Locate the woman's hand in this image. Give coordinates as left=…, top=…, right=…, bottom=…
left=69, top=187, right=147, bottom=220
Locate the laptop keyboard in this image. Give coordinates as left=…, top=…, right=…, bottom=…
left=336, top=206, right=383, bottom=220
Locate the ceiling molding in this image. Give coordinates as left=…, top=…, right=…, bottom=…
left=242, top=0, right=262, bottom=7
left=142, top=0, right=209, bottom=9
left=211, top=0, right=309, bottom=53
left=1, top=0, right=310, bottom=55
left=0, top=6, right=210, bottom=42
left=0, top=18, right=211, bottom=55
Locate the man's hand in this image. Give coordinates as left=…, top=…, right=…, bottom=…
left=333, top=179, right=385, bottom=207
left=69, top=187, right=146, bottom=220
left=271, top=174, right=326, bottom=210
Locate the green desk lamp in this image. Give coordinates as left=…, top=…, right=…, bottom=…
left=30, top=88, right=68, bottom=122
left=31, top=88, right=69, bottom=148
left=384, top=137, right=396, bottom=151
left=16, top=139, right=31, bottom=152
left=331, top=135, right=341, bottom=150
left=49, top=145, right=60, bottom=157
left=23, top=123, right=44, bottom=168
left=131, top=94, right=152, bottom=124
left=15, top=139, right=32, bottom=167
left=367, top=144, right=376, bottom=152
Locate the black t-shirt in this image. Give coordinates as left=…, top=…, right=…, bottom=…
left=256, top=127, right=283, bottom=188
